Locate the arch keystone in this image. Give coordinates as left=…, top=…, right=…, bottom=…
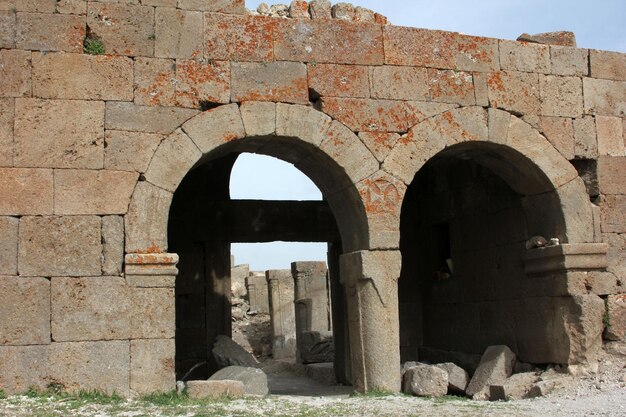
left=240, top=101, right=277, bottom=137
left=276, top=103, right=333, bottom=147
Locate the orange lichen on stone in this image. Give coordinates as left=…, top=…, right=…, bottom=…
left=175, top=59, right=230, bottom=108
left=205, top=13, right=275, bottom=62
left=359, top=177, right=402, bottom=215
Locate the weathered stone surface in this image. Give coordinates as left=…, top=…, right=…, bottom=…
left=551, top=46, right=588, bottom=76
left=155, top=7, right=203, bottom=59
left=104, top=130, right=163, bottom=173
left=54, top=169, right=138, bottom=215
left=517, top=31, right=576, bottom=47
left=179, top=0, right=245, bottom=13
left=299, top=331, right=334, bottom=364
left=428, top=69, right=475, bottom=105
left=274, top=19, right=383, bottom=65
left=87, top=3, right=154, bottom=57
left=370, top=66, right=429, bottom=101
left=130, top=338, right=175, bottom=395
left=331, top=2, right=354, bottom=20
left=402, top=363, right=448, bottom=397
left=231, top=61, right=307, bottom=104
left=0, top=49, right=31, bottom=98
left=487, top=71, right=540, bottom=115
left=0, top=345, right=48, bottom=394
left=15, top=12, right=84, bottom=52
left=540, top=116, right=575, bottom=160
left=590, top=50, right=626, bottom=81
left=102, top=215, right=124, bottom=276
left=466, top=345, right=516, bottom=400
left=304, top=362, right=336, bottom=385
left=125, top=181, right=172, bottom=253
left=106, top=102, right=198, bottom=134
left=489, top=372, right=539, bottom=401
left=600, top=196, right=626, bottom=233
left=289, top=1, right=310, bottom=19
left=144, top=129, right=202, bottom=192
left=276, top=103, right=332, bottom=147
left=134, top=57, right=176, bottom=107
left=181, top=103, right=245, bottom=152
left=0, top=168, right=53, bottom=215
left=583, top=78, right=626, bottom=117
left=500, top=40, right=550, bottom=73
left=205, top=13, right=275, bottom=62
left=56, top=0, right=87, bottom=15
left=308, top=63, right=369, bottom=98
left=434, top=362, right=469, bottom=394
left=124, top=253, right=178, bottom=288
left=33, top=53, right=132, bottom=100
left=309, top=0, right=331, bottom=19
left=0, top=277, right=50, bottom=345
left=0, top=0, right=56, bottom=12
left=51, top=276, right=131, bottom=341
left=176, top=59, right=230, bottom=108
left=0, top=98, right=13, bottom=167
left=187, top=380, right=244, bottom=399
left=596, top=116, right=624, bottom=156
left=213, top=335, right=259, bottom=369
left=598, top=156, right=626, bottom=194
left=209, top=366, right=269, bottom=396
left=585, top=271, right=622, bottom=296
left=0, top=11, right=15, bottom=48
left=605, top=233, right=626, bottom=279
left=240, top=101, right=276, bottom=137
left=48, top=341, right=130, bottom=396
left=0, top=217, right=18, bottom=274
left=574, top=116, right=598, bottom=158
left=540, top=75, right=583, bottom=118
left=358, top=132, right=400, bottom=163
left=605, top=294, right=626, bottom=341
left=130, top=287, right=174, bottom=339
left=19, top=215, right=101, bottom=276
left=527, top=378, right=564, bottom=398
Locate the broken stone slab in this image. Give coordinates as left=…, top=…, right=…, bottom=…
left=299, top=330, right=334, bottom=364
left=212, top=335, right=259, bottom=369
left=434, top=362, right=469, bottom=395
left=208, top=366, right=269, bottom=397
left=401, top=361, right=418, bottom=378
left=187, top=380, right=244, bottom=399
left=527, top=378, right=566, bottom=398
left=402, top=363, right=448, bottom=398
left=465, top=345, right=516, bottom=400
left=517, top=31, right=577, bottom=47
left=489, top=372, right=539, bottom=401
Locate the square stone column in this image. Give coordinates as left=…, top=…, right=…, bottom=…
left=340, top=250, right=401, bottom=393
left=247, top=271, right=269, bottom=314
left=266, top=269, right=296, bottom=359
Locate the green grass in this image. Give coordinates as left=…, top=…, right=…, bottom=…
left=83, top=37, right=105, bottom=55
left=351, top=389, right=398, bottom=398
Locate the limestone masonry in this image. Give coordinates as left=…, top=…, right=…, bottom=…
left=0, top=0, right=625, bottom=397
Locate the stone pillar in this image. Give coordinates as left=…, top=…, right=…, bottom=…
left=265, top=270, right=296, bottom=359
left=340, top=250, right=401, bottom=393
left=328, top=241, right=352, bottom=385
left=246, top=272, right=269, bottom=314
left=230, top=263, right=249, bottom=299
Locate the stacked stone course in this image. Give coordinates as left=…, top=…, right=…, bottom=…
left=0, top=0, right=624, bottom=396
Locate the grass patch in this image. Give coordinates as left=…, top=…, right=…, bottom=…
left=351, top=388, right=397, bottom=398
left=0, top=390, right=6, bottom=400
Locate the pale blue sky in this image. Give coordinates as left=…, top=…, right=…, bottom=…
left=231, top=0, right=625, bottom=271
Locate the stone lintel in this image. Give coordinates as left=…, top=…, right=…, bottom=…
left=124, top=253, right=178, bottom=287
left=524, top=243, right=609, bottom=276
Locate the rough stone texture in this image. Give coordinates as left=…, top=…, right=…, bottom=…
left=176, top=59, right=230, bottom=108
left=0, top=98, right=13, bottom=167
left=605, top=233, right=626, bottom=279
left=1, top=0, right=56, bottom=13
left=32, top=53, right=133, bottom=101
left=130, top=287, right=175, bottom=339
left=266, top=269, right=296, bottom=359
left=540, top=75, right=583, bottom=118
left=309, top=0, right=332, bottom=19
left=428, top=69, right=475, bottom=105
left=596, top=116, right=624, bottom=156
left=106, top=102, right=198, bottom=134
left=574, top=116, right=598, bottom=159
left=131, top=339, right=176, bottom=395
left=0, top=11, right=15, bottom=48
left=583, top=78, right=626, bottom=117
left=204, top=13, right=275, bottom=62
left=181, top=103, right=245, bottom=152
left=0, top=49, right=31, bottom=98
left=487, top=71, right=540, bottom=115
left=104, top=130, right=163, bottom=173
left=585, top=271, right=622, bottom=296
left=0, top=277, right=50, bottom=345
left=54, top=169, right=138, bottom=215
left=56, top=0, right=87, bottom=15
left=15, top=12, right=84, bottom=52
left=540, top=116, right=575, bottom=160
left=187, top=380, right=244, bottom=399
left=358, top=132, right=400, bottom=163
left=155, top=7, right=203, bottom=59
left=551, top=46, right=588, bottom=76
left=500, top=40, right=550, bottom=73
left=51, top=276, right=131, bottom=342
left=402, top=363, right=448, bottom=397
left=465, top=345, right=516, bottom=400
left=590, top=50, right=626, bottom=81
left=598, top=157, right=626, bottom=194
left=134, top=57, right=176, bottom=107
left=370, top=66, right=429, bottom=101
left=208, top=366, right=269, bottom=396
left=125, top=181, right=172, bottom=253
left=18, top=216, right=101, bottom=277
left=102, top=215, right=124, bottom=275
left=517, top=31, right=576, bottom=47
left=489, top=372, right=540, bottom=401
left=231, top=61, right=307, bottom=104
left=600, top=195, right=626, bottom=233
left=605, top=294, right=626, bottom=341
left=48, top=341, right=130, bottom=396
left=0, top=345, right=48, bottom=394
left=0, top=168, right=53, bottom=215
left=0, top=217, right=18, bottom=274
left=179, top=0, right=245, bottom=13
left=212, top=335, right=259, bottom=369
left=308, top=63, right=369, bottom=98
left=434, top=362, right=469, bottom=394
left=275, top=103, right=332, bottom=147
left=240, top=101, right=276, bottom=137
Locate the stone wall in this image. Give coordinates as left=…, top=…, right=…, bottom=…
left=0, top=0, right=624, bottom=395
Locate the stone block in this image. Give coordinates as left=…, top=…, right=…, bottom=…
left=15, top=12, right=84, bottom=52
left=0, top=11, right=15, bottom=48
left=517, top=31, right=576, bottom=47
left=0, top=98, right=13, bottom=167
left=605, top=294, right=626, bottom=341
left=124, top=252, right=178, bottom=288
left=54, top=169, right=138, bottom=215
left=212, top=335, right=259, bottom=368
left=104, top=130, right=163, bottom=173
left=434, top=362, right=469, bottom=394
left=0, top=217, right=18, bottom=274
left=86, top=2, right=154, bottom=57
left=573, top=115, right=598, bottom=158
left=304, top=362, right=336, bottom=385
left=176, top=59, right=230, bottom=108
left=56, top=0, right=87, bottom=15
left=48, top=340, right=130, bottom=396
left=358, top=132, right=400, bottom=163
left=402, top=363, right=448, bottom=397
left=102, top=215, right=124, bottom=275
left=0, top=0, right=56, bottom=12
left=187, top=380, right=244, bottom=399
left=240, top=101, right=276, bottom=137
left=125, top=181, right=172, bottom=253
left=155, top=7, right=203, bottom=59
left=487, top=71, right=540, bottom=115
left=204, top=13, right=275, bottom=62
left=596, top=116, right=624, bottom=156
left=499, top=40, right=550, bottom=73
left=51, top=276, right=131, bottom=341
left=0, top=277, right=50, bottom=345
left=551, top=46, right=588, bottom=76
left=179, top=0, right=245, bottom=13
left=600, top=195, right=626, bottom=233
left=18, top=215, right=101, bottom=276
left=130, top=287, right=175, bottom=339
left=540, top=75, right=583, bottom=118
left=605, top=233, right=626, bottom=279
left=598, top=156, right=626, bottom=194
left=105, top=102, right=198, bottom=134
left=585, top=271, right=621, bottom=296
left=332, top=2, right=355, bottom=20
left=134, top=57, right=176, bottom=107
left=307, top=63, right=369, bottom=98
left=465, top=345, right=516, bottom=400
left=231, top=61, right=307, bottom=105
left=540, top=116, right=575, bottom=160
left=309, top=0, right=332, bottom=19
left=274, top=19, right=383, bottom=65
left=583, top=78, right=626, bottom=117
left=181, top=103, right=245, bottom=152
left=383, top=27, right=499, bottom=72
left=590, top=50, right=626, bottom=81
left=370, top=66, right=429, bottom=101
left=0, top=168, right=53, bottom=215
left=428, top=69, right=475, bottom=105
left=15, top=98, right=104, bottom=169
left=32, top=53, right=133, bottom=100
left=489, top=372, right=539, bottom=401
left=289, top=1, right=310, bottom=19
left=275, top=103, right=332, bottom=147
left=131, top=338, right=175, bottom=395
left=208, top=366, right=269, bottom=396
left=144, top=129, right=201, bottom=192
left=473, top=72, right=489, bottom=106
left=0, top=49, right=31, bottom=98
left=0, top=345, right=49, bottom=394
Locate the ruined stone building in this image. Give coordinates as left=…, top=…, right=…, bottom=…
left=0, top=0, right=625, bottom=397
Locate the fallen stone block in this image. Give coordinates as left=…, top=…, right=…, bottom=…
left=435, top=362, right=469, bottom=395
left=305, top=362, right=336, bottom=385
left=402, top=363, right=448, bottom=398
left=489, top=372, right=539, bottom=401
left=208, top=366, right=268, bottom=397
left=212, top=335, right=259, bottom=369
left=300, top=331, right=334, bottom=364
left=517, top=31, right=577, bottom=47
left=401, top=361, right=418, bottom=378
left=527, top=378, right=565, bottom=398
left=187, top=380, right=244, bottom=399
left=466, top=345, right=516, bottom=400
